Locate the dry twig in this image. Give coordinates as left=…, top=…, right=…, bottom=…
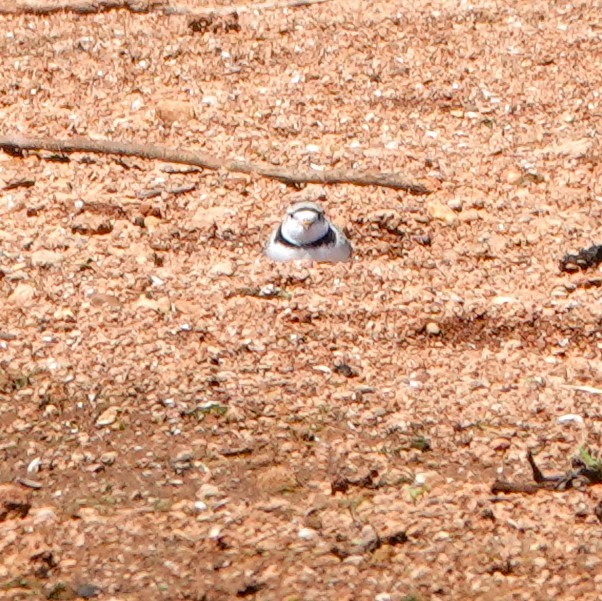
left=491, top=449, right=602, bottom=495
left=0, top=0, right=332, bottom=16
left=0, top=135, right=430, bottom=194
left=559, top=383, right=602, bottom=395
left=1, top=178, right=35, bottom=191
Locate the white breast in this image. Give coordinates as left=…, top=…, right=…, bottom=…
left=264, top=224, right=352, bottom=263
left=264, top=241, right=313, bottom=262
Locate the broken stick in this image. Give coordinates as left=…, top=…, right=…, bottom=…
left=0, top=135, right=430, bottom=194
left=0, top=0, right=333, bottom=16
left=491, top=449, right=602, bottom=495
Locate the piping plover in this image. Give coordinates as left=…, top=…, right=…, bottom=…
left=264, top=201, right=352, bottom=263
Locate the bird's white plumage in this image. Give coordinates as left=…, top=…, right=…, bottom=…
left=264, top=201, right=352, bottom=263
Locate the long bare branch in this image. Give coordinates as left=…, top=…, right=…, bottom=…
left=0, top=0, right=333, bottom=16
left=0, top=135, right=430, bottom=194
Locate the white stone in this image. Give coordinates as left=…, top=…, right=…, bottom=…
left=298, top=528, right=316, bottom=540
left=556, top=414, right=584, bottom=425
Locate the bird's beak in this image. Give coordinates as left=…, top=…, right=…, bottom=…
left=301, top=219, right=313, bottom=230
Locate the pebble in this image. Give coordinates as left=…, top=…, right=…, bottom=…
left=342, top=555, right=364, bottom=565
left=44, top=404, right=58, bottom=417
left=71, top=213, right=113, bottom=235
left=256, top=466, right=298, bottom=494
left=175, top=449, right=194, bottom=463
left=74, top=583, right=100, bottom=599
left=413, top=470, right=445, bottom=487
left=144, top=215, right=162, bottom=233
left=447, top=198, right=463, bottom=211
left=427, top=201, right=458, bottom=225
left=133, top=295, right=171, bottom=313
left=208, top=526, right=222, bottom=539
left=354, top=524, right=379, bottom=550
left=414, top=472, right=427, bottom=486
left=196, top=484, right=221, bottom=499
left=31, top=507, right=58, bottom=524
left=506, top=169, right=523, bottom=184
left=459, top=208, right=481, bottom=222
left=425, top=322, right=441, bottom=336
left=298, top=527, right=317, bottom=540
left=209, top=260, right=235, bottom=277
left=31, top=249, right=64, bottom=267
left=90, top=293, right=121, bottom=308
left=491, top=296, right=518, bottom=305
left=8, top=282, right=36, bottom=306
left=202, top=95, right=218, bottom=106
left=491, top=437, right=511, bottom=451
left=156, top=100, right=195, bottom=125
left=95, top=407, right=118, bottom=427
left=27, top=458, right=42, bottom=473
left=189, top=205, right=235, bottom=229
left=100, top=451, right=118, bottom=465
left=556, top=414, right=584, bottom=425
left=543, top=137, right=591, bottom=158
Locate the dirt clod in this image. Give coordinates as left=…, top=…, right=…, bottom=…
left=0, top=483, right=32, bottom=521
left=559, top=244, right=602, bottom=272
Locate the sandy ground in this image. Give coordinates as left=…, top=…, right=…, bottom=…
left=1, top=0, right=602, bottom=599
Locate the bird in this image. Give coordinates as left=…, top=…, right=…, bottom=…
left=264, top=201, right=352, bottom=263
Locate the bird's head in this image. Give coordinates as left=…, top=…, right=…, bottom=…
left=281, top=201, right=329, bottom=244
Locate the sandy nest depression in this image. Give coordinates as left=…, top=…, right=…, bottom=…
left=1, top=0, right=602, bottom=599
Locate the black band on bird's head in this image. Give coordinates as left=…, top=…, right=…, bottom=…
left=286, top=201, right=325, bottom=218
